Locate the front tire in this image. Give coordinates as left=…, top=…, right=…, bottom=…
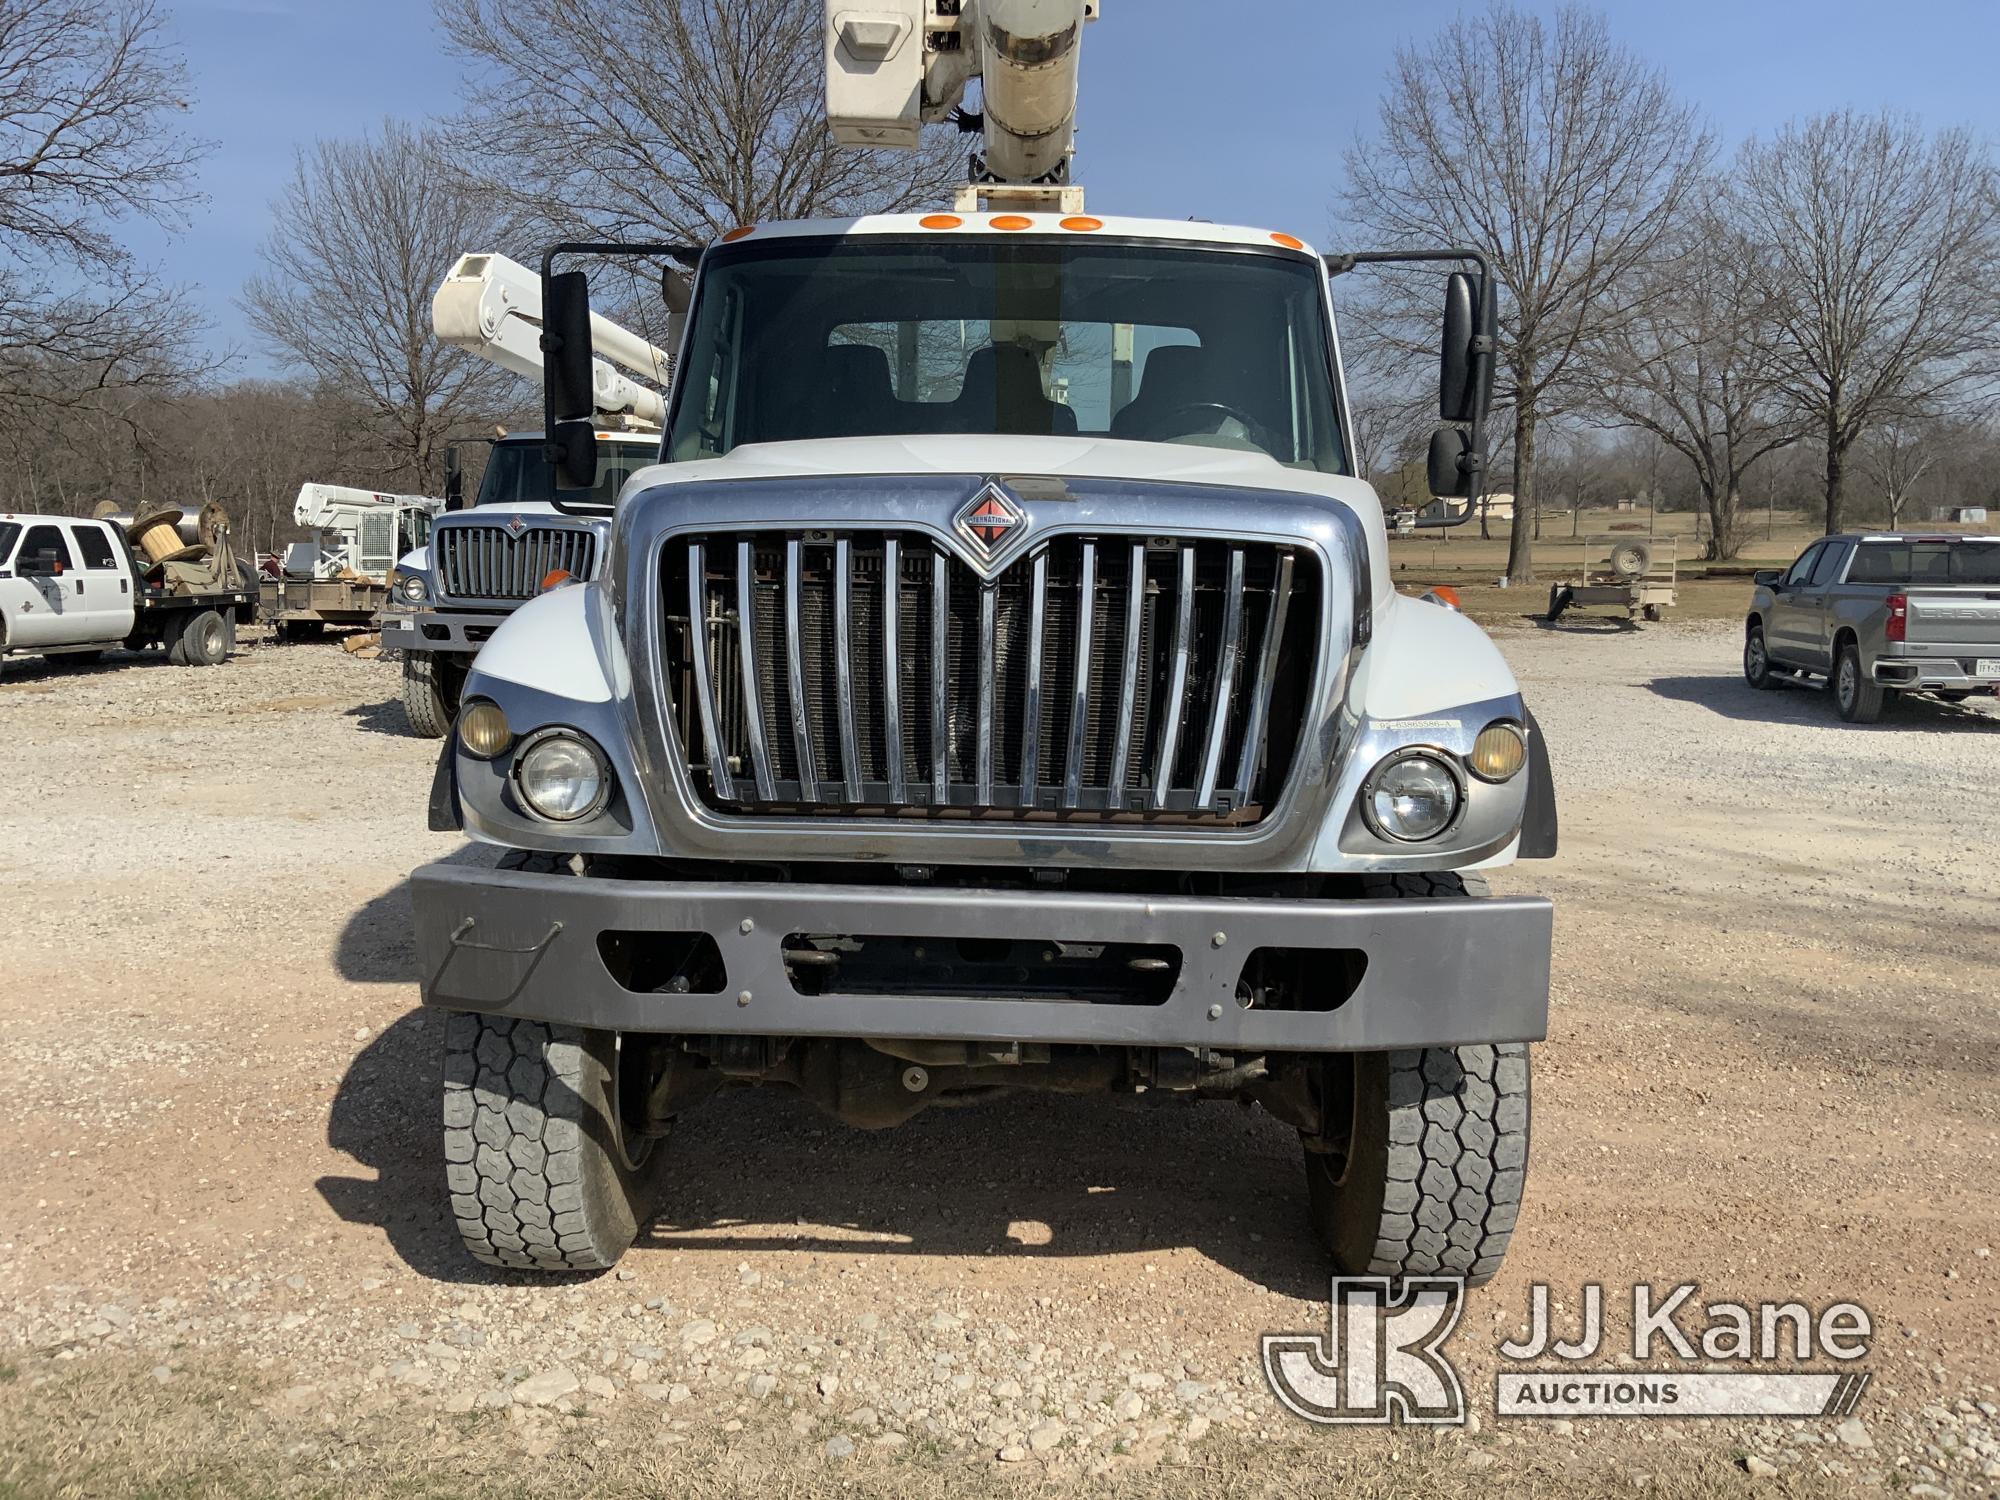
left=1743, top=624, right=1777, bottom=689
left=402, top=652, right=461, bottom=739
left=1832, top=641, right=1887, bottom=723
left=1302, top=873, right=1530, bottom=1288
left=442, top=1012, right=666, bottom=1272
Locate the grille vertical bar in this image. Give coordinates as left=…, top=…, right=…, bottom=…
left=833, top=537, right=862, bottom=803
left=1108, top=540, right=1145, bottom=809
left=1151, top=545, right=1196, bottom=810
left=1018, top=548, right=1048, bottom=810
left=1062, top=540, right=1096, bottom=809
left=735, top=539, right=776, bottom=800
left=685, top=540, right=735, bottom=801
left=930, top=548, right=950, bottom=805
left=783, top=539, right=819, bottom=802
left=976, top=581, right=997, bottom=806
left=1196, top=547, right=1247, bottom=806
left=882, top=537, right=906, bottom=804
left=1235, top=550, right=1294, bottom=797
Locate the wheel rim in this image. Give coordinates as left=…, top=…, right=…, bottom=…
left=611, top=1035, right=656, bottom=1173
left=1746, top=633, right=1766, bottom=679
left=1838, top=656, right=1856, bottom=710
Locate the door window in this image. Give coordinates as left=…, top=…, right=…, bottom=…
left=73, top=525, right=118, bottom=570
left=1782, top=544, right=1821, bottom=587
left=1808, top=542, right=1849, bottom=587
left=19, top=524, right=73, bottom=573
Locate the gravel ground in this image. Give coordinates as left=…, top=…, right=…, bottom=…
left=0, top=622, right=1996, bottom=1495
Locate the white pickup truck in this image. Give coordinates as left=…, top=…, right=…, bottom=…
left=0, top=513, right=255, bottom=674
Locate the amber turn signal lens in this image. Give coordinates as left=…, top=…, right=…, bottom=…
left=458, top=701, right=513, bottom=760
left=1426, top=585, right=1462, bottom=609
left=1468, top=722, right=1527, bottom=783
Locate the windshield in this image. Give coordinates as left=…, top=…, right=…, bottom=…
left=1850, top=539, right=2000, bottom=586
left=476, top=440, right=656, bottom=508
left=668, top=238, right=1346, bottom=473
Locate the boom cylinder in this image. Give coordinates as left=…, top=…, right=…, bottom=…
left=978, top=0, right=1086, bottom=182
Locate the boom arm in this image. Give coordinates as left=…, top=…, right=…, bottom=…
left=827, top=0, right=1098, bottom=192
left=433, top=254, right=673, bottom=429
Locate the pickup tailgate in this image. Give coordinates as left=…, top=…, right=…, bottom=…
left=1905, top=590, right=2000, bottom=648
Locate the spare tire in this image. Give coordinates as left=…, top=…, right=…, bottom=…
left=1608, top=541, right=1653, bottom=579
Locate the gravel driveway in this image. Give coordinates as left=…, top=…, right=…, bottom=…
left=1, top=623, right=1995, bottom=1495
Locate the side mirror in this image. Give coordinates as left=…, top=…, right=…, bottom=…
left=1440, top=271, right=1475, bottom=421
left=1752, top=569, right=1782, bottom=587
left=541, top=267, right=600, bottom=490
left=1427, top=425, right=1477, bottom=500
left=444, top=447, right=466, bottom=512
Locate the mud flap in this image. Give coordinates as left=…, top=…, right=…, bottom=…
left=427, top=738, right=462, bottom=832
left=1520, top=706, right=1558, bottom=858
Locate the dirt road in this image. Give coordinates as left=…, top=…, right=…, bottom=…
left=1, top=623, right=1995, bottom=1496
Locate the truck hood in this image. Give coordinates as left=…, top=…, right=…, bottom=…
left=625, top=435, right=1394, bottom=599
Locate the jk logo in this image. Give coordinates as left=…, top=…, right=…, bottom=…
left=1262, top=1277, right=1467, bottom=1425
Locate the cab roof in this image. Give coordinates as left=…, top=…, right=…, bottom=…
left=708, top=212, right=1322, bottom=260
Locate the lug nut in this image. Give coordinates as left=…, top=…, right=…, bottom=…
left=736, top=990, right=752, bottom=1007
left=739, top=918, right=755, bottom=934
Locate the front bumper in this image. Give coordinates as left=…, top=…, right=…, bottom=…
left=382, top=608, right=516, bottom=654
left=411, top=862, right=1553, bottom=1052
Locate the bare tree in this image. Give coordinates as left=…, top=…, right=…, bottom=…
left=1591, top=200, right=1804, bottom=558
left=437, top=0, right=963, bottom=247
left=1732, top=110, right=2000, bottom=535
left=1339, top=4, right=1710, bottom=580
left=0, top=0, right=213, bottom=437
left=241, top=121, right=520, bottom=492
left=1859, top=418, right=1943, bottom=529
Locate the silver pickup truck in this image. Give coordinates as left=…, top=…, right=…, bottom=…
left=1745, top=533, right=2000, bottom=721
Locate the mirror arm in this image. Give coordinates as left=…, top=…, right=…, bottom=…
left=1325, top=246, right=1498, bottom=530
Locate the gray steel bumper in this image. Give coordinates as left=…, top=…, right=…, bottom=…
left=382, top=609, right=516, bottom=654
left=410, top=863, right=1552, bottom=1051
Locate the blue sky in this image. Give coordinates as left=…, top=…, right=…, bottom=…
left=144, top=0, right=2000, bottom=370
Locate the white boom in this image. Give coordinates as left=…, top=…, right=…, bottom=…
left=432, top=253, right=674, bottom=429
left=293, top=482, right=443, bottom=532
left=826, top=0, right=1097, bottom=194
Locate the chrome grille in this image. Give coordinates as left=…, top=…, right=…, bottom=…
left=435, top=525, right=597, bottom=603
left=663, top=532, right=1319, bottom=822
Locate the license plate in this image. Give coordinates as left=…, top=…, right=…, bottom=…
left=1978, top=658, right=2000, bottom=679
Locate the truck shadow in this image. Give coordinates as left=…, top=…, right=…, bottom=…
left=1646, top=673, right=2000, bottom=730
left=344, top=697, right=420, bottom=737
left=318, top=1009, right=1330, bottom=1299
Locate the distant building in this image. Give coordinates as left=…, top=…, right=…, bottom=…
left=1931, top=505, right=1989, bottom=524
left=1480, top=492, right=1515, bottom=522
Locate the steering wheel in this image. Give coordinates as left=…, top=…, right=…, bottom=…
left=1149, top=400, right=1281, bottom=455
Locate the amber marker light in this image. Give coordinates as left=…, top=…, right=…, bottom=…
left=1060, top=216, right=1104, bottom=232
left=1270, top=232, right=1306, bottom=250
left=920, top=214, right=963, bottom=230
left=721, top=225, right=756, bottom=242
left=991, top=215, right=1034, bottom=231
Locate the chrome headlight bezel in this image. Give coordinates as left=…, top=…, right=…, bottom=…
left=1359, top=746, right=1467, bottom=844
left=399, top=572, right=429, bottom=605
left=510, top=728, right=612, bottom=823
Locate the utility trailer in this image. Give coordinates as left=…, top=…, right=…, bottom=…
left=1545, top=533, right=1678, bottom=624
left=261, top=483, right=444, bottom=639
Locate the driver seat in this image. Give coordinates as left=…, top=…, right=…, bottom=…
left=1111, top=345, right=1215, bottom=440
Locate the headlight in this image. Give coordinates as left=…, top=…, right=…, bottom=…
left=1468, top=721, right=1527, bottom=782
left=1362, top=751, right=1462, bottom=843
left=400, top=573, right=428, bottom=604
left=513, top=731, right=610, bottom=822
left=458, top=700, right=512, bottom=759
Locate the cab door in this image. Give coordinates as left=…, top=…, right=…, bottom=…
left=1763, top=542, right=1823, bottom=665
left=1, top=523, right=88, bottom=646
left=68, top=521, right=137, bottom=640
